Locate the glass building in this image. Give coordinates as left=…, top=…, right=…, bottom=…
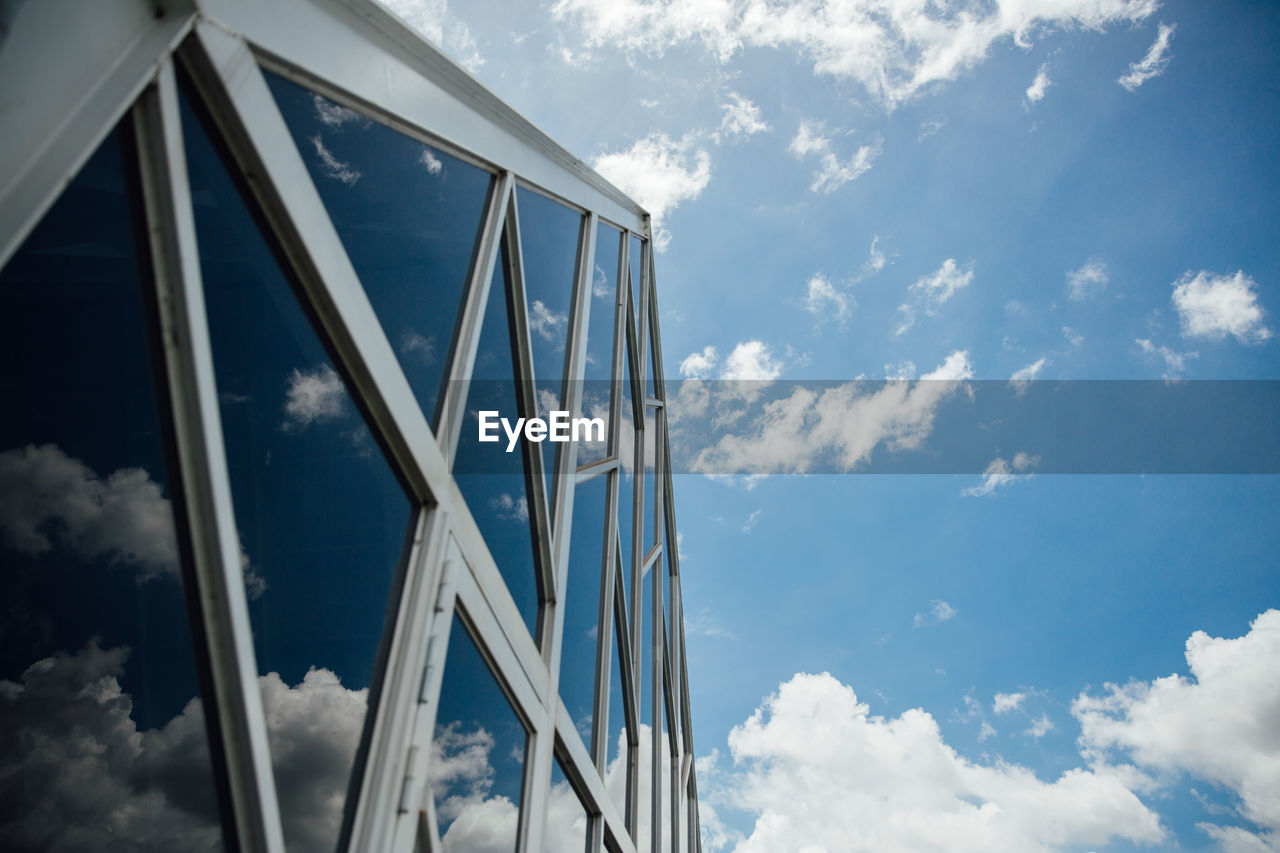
left=0, top=2, right=701, bottom=851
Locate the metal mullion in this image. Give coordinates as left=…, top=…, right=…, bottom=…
left=577, top=456, right=620, bottom=484
left=352, top=506, right=450, bottom=853
left=553, top=700, right=638, bottom=853
left=608, top=230, right=628, bottom=460
left=441, top=172, right=515, bottom=467
left=612, top=545, right=640, bottom=841
left=525, top=209, right=596, bottom=853
left=180, top=22, right=449, bottom=505
left=501, top=190, right=557, bottom=650
left=591, top=469, right=620, bottom=771
left=647, top=248, right=666, bottom=399
left=392, top=536, right=461, bottom=853
left=670, top=752, right=681, bottom=853
left=132, top=60, right=286, bottom=853
left=661, top=630, right=678, bottom=755
left=649, top=526, right=663, bottom=853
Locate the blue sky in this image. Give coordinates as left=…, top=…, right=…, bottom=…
left=382, top=0, right=1280, bottom=849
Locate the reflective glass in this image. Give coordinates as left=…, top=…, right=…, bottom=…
left=578, top=223, right=621, bottom=467
left=560, top=472, right=607, bottom=747
left=605, top=561, right=629, bottom=820
left=628, top=235, right=642, bottom=334
left=0, top=125, right=222, bottom=849
left=454, top=248, right=542, bottom=640
left=181, top=83, right=413, bottom=851
left=618, top=333, right=637, bottom=613
left=646, top=310, right=659, bottom=402
left=265, top=73, right=493, bottom=428
left=638, top=566, right=654, bottom=832
left=516, top=188, right=581, bottom=502
left=542, top=759, right=589, bottom=853
left=642, top=412, right=658, bottom=554
left=434, top=613, right=527, bottom=852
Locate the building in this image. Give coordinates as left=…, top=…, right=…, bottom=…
left=0, top=1, right=701, bottom=851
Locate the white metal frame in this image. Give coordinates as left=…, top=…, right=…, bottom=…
left=0, top=1, right=702, bottom=851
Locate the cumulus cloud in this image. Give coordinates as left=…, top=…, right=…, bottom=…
left=1066, top=258, right=1109, bottom=301
left=593, top=132, right=712, bottom=251
left=1171, top=270, right=1272, bottom=344
left=686, top=350, right=973, bottom=475
left=680, top=345, right=719, bottom=379
left=788, top=121, right=880, bottom=193
left=712, top=671, right=1164, bottom=853
left=282, top=363, right=348, bottom=431
left=1118, top=22, right=1176, bottom=92
left=719, top=91, right=770, bottom=139
left=489, top=492, right=530, bottom=523
left=309, top=135, right=361, bottom=186
left=1025, top=64, right=1051, bottom=105
left=994, top=692, right=1027, bottom=714
left=721, top=340, right=783, bottom=381
left=528, top=299, right=569, bottom=342
left=804, top=273, right=854, bottom=330
left=1026, top=714, right=1055, bottom=739
left=552, top=0, right=1158, bottom=108
left=913, top=599, right=956, bottom=628
left=420, top=147, right=444, bottom=174
left=896, top=258, right=974, bottom=335
left=962, top=452, right=1040, bottom=497
left=1074, top=610, right=1280, bottom=850
left=374, top=0, right=484, bottom=70
left=0, top=642, right=365, bottom=853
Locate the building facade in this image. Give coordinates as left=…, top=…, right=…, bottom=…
left=0, top=2, right=701, bottom=851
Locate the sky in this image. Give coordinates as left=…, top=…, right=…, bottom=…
left=378, top=0, right=1280, bottom=850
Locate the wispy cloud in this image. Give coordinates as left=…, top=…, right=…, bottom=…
left=962, top=452, right=1039, bottom=497
left=913, top=599, right=957, bottom=628
left=1136, top=338, right=1197, bottom=379
left=718, top=91, right=770, bottom=139
left=310, top=135, right=360, bottom=186
left=1025, top=64, right=1051, bottom=105
left=804, top=273, right=854, bottom=330
left=1119, top=22, right=1176, bottom=92
left=788, top=121, right=881, bottom=193
left=895, top=258, right=974, bottom=335
left=1066, top=258, right=1109, bottom=301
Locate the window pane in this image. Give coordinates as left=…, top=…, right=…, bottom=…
left=516, top=188, right=581, bottom=502
left=454, top=250, right=542, bottom=641
left=638, top=564, right=654, bottom=835
left=434, top=613, right=527, bottom=853
left=560, top=472, right=607, bottom=748
left=643, top=411, right=657, bottom=554
left=542, top=758, right=589, bottom=853
left=180, top=82, right=413, bottom=851
left=579, top=223, right=621, bottom=468
left=646, top=308, right=659, bottom=402
left=0, top=125, right=222, bottom=849
left=265, top=72, right=493, bottom=428
left=604, top=573, right=629, bottom=823
left=628, top=235, right=642, bottom=334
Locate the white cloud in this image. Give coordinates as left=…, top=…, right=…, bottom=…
left=0, top=643, right=363, bottom=853
left=721, top=340, right=783, bottom=381
left=1074, top=610, right=1280, bottom=850
left=420, top=147, right=444, bottom=174
left=1118, top=22, right=1176, bottom=92
left=1066, top=258, right=1109, bottom=301
left=553, top=0, right=1158, bottom=108
left=865, top=235, right=887, bottom=274
left=918, top=118, right=947, bottom=141
left=1010, top=357, right=1047, bottom=383
left=312, top=94, right=364, bottom=128
left=309, top=135, right=360, bottom=186
left=1135, top=338, right=1197, bottom=380
left=742, top=508, right=762, bottom=533
left=687, top=351, right=973, bottom=475
left=994, top=692, right=1027, bottom=714
left=374, top=0, right=484, bottom=70
left=884, top=360, right=916, bottom=380
left=788, top=121, right=880, bottom=193
left=490, top=492, right=530, bottom=523
left=1172, top=270, right=1272, bottom=344
left=913, top=599, right=956, bottom=628
left=528, top=299, right=569, bottom=342
left=680, top=345, right=719, bottom=379
left=719, top=91, right=770, bottom=138
left=712, top=671, right=1164, bottom=853
left=896, top=259, right=974, bottom=335
left=1063, top=325, right=1084, bottom=348
left=979, top=721, right=998, bottom=741
left=593, top=132, right=712, bottom=251
left=1025, top=64, right=1051, bottom=104
left=804, top=273, right=854, bottom=330
left=400, top=331, right=438, bottom=364
left=1026, top=714, right=1055, bottom=739
left=963, top=452, right=1040, bottom=497
left=282, top=363, right=348, bottom=431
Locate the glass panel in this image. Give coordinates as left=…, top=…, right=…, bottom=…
left=646, top=310, right=659, bottom=402
left=579, top=223, right=621, bottom=467
left=605, top=565, right=628, bottom=820
left=638, top=566, right=654, bottom=835
left=0, top=125, right=222, bottom=847
left=628, top=235, right=642, bottom=336
left=433, top=613, right=526, bottom=852
left=618, top=333, right=637, bottom=613
left=561, top=472, right=607, bottom=748
left=180, top=82, right=413, bottom=850
left=516, top=188, right=581, bottom=503
left=642, top=411, right=657, bottom=553
left=543, top=758, right=589, bottom=853
left=454, top=248, right=542, bottom=640
left=264, top=73, right=493, bottom=428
